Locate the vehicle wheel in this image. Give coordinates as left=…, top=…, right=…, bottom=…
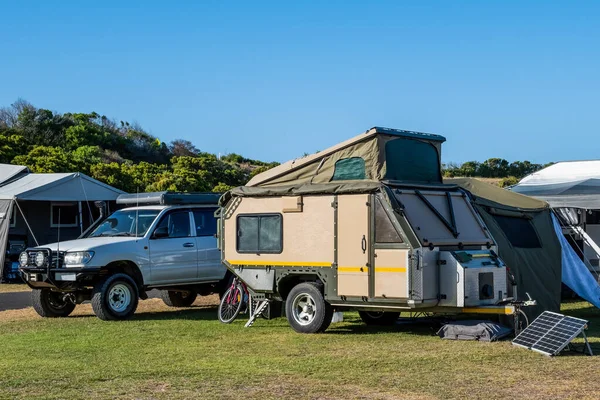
left=31, top=288, right=75, bottom=318
left=358, top=311, right=400, bottom=326
left=286, top=282, right=333, bottom=333
left=91, top=273, right=139, bottom=321
left=160, top=290, right=197, bottom=307
left=218, top=283, right=244, bottom=323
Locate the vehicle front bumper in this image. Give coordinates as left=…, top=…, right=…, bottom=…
left=19, top=266, right=102, bottom=290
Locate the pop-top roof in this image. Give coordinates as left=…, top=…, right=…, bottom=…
left=247, top=126, right=446, bottom=188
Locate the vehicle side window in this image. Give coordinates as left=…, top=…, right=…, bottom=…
left=237, top=214, right=283, bottom=253
left=193, top=209, right=217, bottom=237
left=155, top=211, right=191, bottom=238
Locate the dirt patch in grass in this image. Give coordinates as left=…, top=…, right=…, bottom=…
left=0, top=283, right=30, bottom=293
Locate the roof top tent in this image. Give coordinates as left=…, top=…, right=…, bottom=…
left=511, top=161, right=600, bottom=302
left=0, top=168, right=125, bottom=282
left=219, top=127, right=538, bottom=333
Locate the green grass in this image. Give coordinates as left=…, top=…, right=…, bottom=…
left=1, top=300, right=599, bottom=400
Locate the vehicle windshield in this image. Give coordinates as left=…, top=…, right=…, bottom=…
left=88, top=209, right=161, bottom=238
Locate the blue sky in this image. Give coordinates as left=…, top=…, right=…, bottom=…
left=1, top=1, right=598, bottom=165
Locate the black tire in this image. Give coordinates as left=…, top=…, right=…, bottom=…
left=218, top=284, right=244, bottom=323
left=286, top=282, right=333, bottom=333
left=31, top=289, right=75, bottom=318
left=358, top=311, right=400, bottom=326
left=160, top=290, right=197, bottom=307
left=91, top=273, right=139, bottom=321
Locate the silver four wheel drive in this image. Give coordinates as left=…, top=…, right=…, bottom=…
left=19, top=193, right=229, bottom=321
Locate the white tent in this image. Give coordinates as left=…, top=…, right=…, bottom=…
left=511, top=161, right=600, bottom=209
left=0, top=169, right=125, bottom=280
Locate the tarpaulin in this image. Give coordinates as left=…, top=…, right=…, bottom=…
left=552, top=213, right=600, bottom=308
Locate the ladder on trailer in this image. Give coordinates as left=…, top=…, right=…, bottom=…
left=245, top=299, right=271, bottom=328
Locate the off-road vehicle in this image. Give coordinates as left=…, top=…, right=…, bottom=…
left=19, top=192, right=230, bottom=320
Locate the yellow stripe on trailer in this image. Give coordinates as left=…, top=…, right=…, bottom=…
left=461, top=306, right=515, bottom=315
left=374, top=267, right=407, bottom=273
left=338, top=266, right=369, bottom=273
left=226, top=260, right=332, bottom=267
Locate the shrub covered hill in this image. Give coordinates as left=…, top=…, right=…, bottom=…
left=0, top=99, right=549, bottom=192
left=0, top=99, right=279, bottom=193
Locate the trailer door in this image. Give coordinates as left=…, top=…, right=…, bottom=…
left=337, top=194, right=370, bottom=297
left=372, top=196, right=409, bottom=299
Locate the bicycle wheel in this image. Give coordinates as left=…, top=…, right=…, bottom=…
left=218, top=284, right=244, bottom=324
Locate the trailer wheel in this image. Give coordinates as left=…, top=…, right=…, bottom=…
left=160, top=290, right=197, bottom=307
left=358, top=311, right=400, bottom=326
left=31, top=288, right=75, bottom=318
left=286, top=282, right=333, bottom=333
left=91, top=273, right=139, bottom=321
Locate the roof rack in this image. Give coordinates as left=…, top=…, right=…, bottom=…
left=116, top=192, right=222, bottom=206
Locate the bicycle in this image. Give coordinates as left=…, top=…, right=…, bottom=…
left=218, top=276, right=271, bottom=324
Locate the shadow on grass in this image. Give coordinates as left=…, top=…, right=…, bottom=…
left=66, top=305, right=220, bottom=321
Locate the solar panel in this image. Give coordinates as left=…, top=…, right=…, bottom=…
left=512, top=311, right=589, bottom=356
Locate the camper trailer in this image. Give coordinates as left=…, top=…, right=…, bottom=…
left=218, top=127, right=530, bottom=333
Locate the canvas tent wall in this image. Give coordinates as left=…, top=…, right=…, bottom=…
left=247, top=126, right=446, bottom=188
left=445, top=178, right=562, bottom=318
left=0, top=171, right=125, bottom=281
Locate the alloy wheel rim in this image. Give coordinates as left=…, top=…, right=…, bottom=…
left=292, top=293, right=317, bottom=326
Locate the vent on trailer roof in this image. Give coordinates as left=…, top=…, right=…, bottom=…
left=116, top=192, right=222, bottom=206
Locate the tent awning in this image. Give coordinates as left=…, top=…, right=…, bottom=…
left=0, top=172, right=125, bottom=201
left=511, top=161, right=600, bottom=209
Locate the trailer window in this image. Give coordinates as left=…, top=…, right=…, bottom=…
left=332, top=157, right=366, bottom=181
left=492, top=215, right=541, bottom=248
left=385, top=138, right=441, bottom=183
left=237, top=214, right=282, bottom=253
left=375, top=198, right=402, bottom=243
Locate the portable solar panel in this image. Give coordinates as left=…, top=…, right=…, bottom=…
left=512, top=311, right=590, bottom=356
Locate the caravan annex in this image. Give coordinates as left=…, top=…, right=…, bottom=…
left=0, top=165, right=124, bottom=282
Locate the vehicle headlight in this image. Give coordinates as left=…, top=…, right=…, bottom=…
left=64, top=251, right=95, bottom=266
left=19, top=252, right=29, bottom=267
left=35, top=252, right=47, bottom=267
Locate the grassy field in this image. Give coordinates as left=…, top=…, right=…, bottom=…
left=0, top=298, right=599, bottom=400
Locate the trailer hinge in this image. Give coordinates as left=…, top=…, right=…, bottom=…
left=331, top=200, right=338, bottom=208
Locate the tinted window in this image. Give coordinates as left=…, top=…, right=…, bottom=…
left=375, top=198, right=403, bottom=243
left=193, top=209, right=217, bottom=236
left=332, top=157, right=366, bottom=181
left=385, top=138, right=441, bottom=183
left=51, top=203, right=79, bottom=227
left=237, top=214, right=282, bottom=253
left=492, top=215, right=541, bottom=248
left=155, top=211, right=190, bottom=238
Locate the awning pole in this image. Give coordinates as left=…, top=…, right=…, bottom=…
left=78, top=201, right=83, bottom=234
left=14, top=198, right=39, bottom=247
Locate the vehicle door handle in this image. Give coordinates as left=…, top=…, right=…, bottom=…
left=183, top=242, right=195, bottom=248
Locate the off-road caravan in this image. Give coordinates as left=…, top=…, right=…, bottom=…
left=218, top=127, right=532, bottom=333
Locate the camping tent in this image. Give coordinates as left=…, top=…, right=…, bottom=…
left=0, top=170, right=125, bottom=281
left=445, top=178, right=563, bottom=317
left=511, top=161, right=600, bottom=208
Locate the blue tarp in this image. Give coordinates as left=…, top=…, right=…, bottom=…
left=552, top=214, right=600, bottom=308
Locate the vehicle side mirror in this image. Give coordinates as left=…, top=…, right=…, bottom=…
left=153, top=226, right=169, bottom=239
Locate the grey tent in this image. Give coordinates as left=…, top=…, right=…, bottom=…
left=0, top=170, right=125, bottom=281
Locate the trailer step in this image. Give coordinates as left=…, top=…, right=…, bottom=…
left=245, top=299, right=270, bottom=328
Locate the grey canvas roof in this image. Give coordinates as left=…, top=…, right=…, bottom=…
left=0, top=172, right=125, bottom=201
left=0, top=164, right=29, bottom=185
left=511, top=160, right=600, bottom=209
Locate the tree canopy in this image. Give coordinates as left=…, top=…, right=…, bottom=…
left=0, top=99, right=549, bottom=192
